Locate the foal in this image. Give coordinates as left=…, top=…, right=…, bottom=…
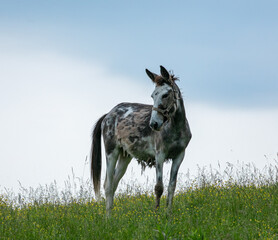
left=91, top=66, right=191, bottom=215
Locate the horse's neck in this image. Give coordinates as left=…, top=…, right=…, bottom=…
left=172, top=97, right=186, bottom=130
left=170, top=85, right=186, bottom=128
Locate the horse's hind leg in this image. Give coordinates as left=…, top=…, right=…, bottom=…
left=113, top=152, right=132, bottom=194
left=104, top=148, right=119, bottom=216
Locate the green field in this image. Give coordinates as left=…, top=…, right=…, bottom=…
left=1, top=162, right=278, bottom=239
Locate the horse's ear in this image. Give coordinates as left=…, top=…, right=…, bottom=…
left=145, top=69, right=158, bottom=82
left=160, top=65, right=170, bottom=80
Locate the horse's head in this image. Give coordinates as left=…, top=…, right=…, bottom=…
left=146, top=66, right=180, bottom=131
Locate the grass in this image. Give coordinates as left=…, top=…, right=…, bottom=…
left=1, top=161, right=278, bottom=239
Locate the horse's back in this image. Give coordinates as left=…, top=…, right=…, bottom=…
left=102, top=102, right=155, bottom=160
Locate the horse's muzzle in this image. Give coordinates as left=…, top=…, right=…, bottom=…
left=150, top=121, right=163, bottom=131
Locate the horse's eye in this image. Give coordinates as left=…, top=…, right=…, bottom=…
left=162, top=93, right=169, bottom=99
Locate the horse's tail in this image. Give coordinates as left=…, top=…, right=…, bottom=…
left=90, top=114, right=107, bottom=200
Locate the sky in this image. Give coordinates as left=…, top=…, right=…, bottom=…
left=0, top=1, right=278, bottom=193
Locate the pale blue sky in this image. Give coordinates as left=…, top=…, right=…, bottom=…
left=1, top=0, right=278, bottom=107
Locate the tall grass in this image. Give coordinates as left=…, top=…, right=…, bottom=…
left=1, top=161, right=278, bottom=239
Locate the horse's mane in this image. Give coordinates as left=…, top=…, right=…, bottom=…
left=154, top=73, right=179, bottom=86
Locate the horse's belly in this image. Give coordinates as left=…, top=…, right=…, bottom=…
left=120, top=136, right=155, bottom=160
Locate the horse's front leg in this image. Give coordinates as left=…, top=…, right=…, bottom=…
left=167, top=151, right=185, bottom=210
left=155, top=153, right=165, bottom=209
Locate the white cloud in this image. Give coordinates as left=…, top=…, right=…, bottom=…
left=185, top=104, right=278, bottom=171
left=0, top=51, right=152, bottom=191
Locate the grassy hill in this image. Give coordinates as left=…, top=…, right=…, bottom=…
left=1, top=162, right=278, bottom=239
